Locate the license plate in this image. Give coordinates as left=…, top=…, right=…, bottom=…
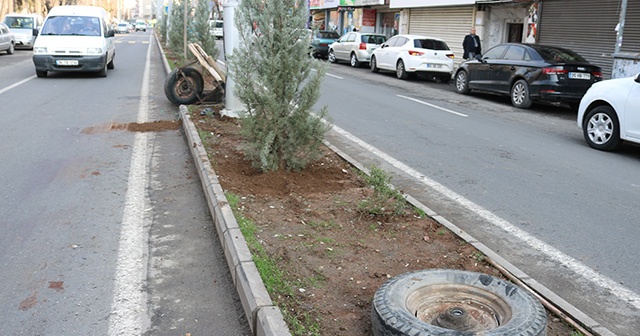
left=426, top=64, right=442, bottom=69
left=56, top=59, right=79, bottom=66
left=569, top=72, right=590, bottom=79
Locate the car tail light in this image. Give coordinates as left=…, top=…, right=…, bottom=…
left=408, top=50, right=425, bottom=56
left=446, top=53, right=455, bottom=59
left=542, top=67, right=568, bottom=75
left=359, top=42, right=366, bottom=50
left=592, top=70, right=603, bottom=79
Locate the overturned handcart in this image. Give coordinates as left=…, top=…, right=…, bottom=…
left=164, top=43, right=226, bottom=106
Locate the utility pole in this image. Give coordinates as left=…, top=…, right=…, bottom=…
left=222, top=0, right=242, bottom=117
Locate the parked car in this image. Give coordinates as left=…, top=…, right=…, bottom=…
left=209, top=20, right=223, bottom=39
left=370, top=34, right=454, bottom=82
left=328, top=32, right=387, bottom=67
left=0, top=22, right=15, bottom=54
left=2, top=13, right=43, bottom=50
left=116, top=22, right=129, bottom=34
left=577, top=73, right=640, bottom=151
left=454, top=43, right=603, bottom=109
left=310, top=30, right=340, bottom=59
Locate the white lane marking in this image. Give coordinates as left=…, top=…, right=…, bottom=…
left=397, top=94, right=468, bottom=117
left=326, top=73, right=343, bottom=79
left=108, top=34, right=153, bottom=336
left=0, top=76, right=35, bottom=95
left=330, top=123, right=640, bottom=309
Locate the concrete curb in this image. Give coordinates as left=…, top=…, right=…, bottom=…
left=157, top=33, right=614, bottom=336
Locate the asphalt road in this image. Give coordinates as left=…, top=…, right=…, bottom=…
left=0, top=31, right=249, bottom=335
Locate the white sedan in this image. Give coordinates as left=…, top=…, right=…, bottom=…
left=578, top=73, right=640, bottom=151
left=370, top=34, right=454, bottom=82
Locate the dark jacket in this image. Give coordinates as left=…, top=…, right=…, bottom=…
left=462, top=34, right=481, bottom=59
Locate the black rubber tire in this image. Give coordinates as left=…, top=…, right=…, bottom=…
left=396, top=59, right=409, bottom=80
left=107, top=57, right=115, bottom=69
left=36, top=70, right=47, bottom=78
left=455, top=70, right=470, bottom=94
left=7, top=42, right=14, bottom=54
left=328, top=49, right=337, bottom=63
left=370, top=56, right=379, bottom=73
left=371, top=269, right=547, bottom=336
left=350, top=53, right=360, bottom=67
left=582, top=105, right=622, bottom=151
left=511, top=79, right=533, bottom=109
left=97, top=65, right=107, bottom=77
left=164, top=67, right=204, bottom=106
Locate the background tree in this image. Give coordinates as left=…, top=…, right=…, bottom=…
left=228, top=0, right=331, bottom=172
left=190, top=0, right=218, bottom=59
left=167, top=0, right=186, bottom=54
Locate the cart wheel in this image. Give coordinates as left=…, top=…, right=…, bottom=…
left=164, top=67, right=204, bottom=105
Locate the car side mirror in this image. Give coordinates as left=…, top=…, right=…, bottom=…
left=635, top=73, right=640, bottom=83
left=106, top=29, right=115, bottom=37
left=32, top=28, right=39, bottom=36
left=475, top=54, right=483, bottom=61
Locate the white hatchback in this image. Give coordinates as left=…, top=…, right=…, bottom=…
left=370, top=34, right=454, bottom=82
left=577, top=73, right=640, bottom=151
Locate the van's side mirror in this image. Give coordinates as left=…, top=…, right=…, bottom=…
left=106, top=29, right=115, bottom=37
left=32, top=28, right=39, bottom=36
left=635, top=73, right=640, bottom=83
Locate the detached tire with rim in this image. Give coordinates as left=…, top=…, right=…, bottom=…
left=511, top=79, right=533, bottom=108
left=455, top=70, right=470, bottom=94
left=583, top=105, right=621, bottom=151
left=371, top=269, right=547, bottom=336
left=164, top=67, right=204, bottom=106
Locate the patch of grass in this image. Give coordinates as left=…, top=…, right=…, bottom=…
left=357, top=165, right=408, bottom=217
left=307, top=220, right=339, bottom=230
left=472, top=252, right=486, bottom=262
left=437, top=228, right=447, bottom=236
left=226, top=192, right=321, bottom=336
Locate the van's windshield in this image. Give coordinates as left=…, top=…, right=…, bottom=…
left=41, top=15, right=101, bottom=36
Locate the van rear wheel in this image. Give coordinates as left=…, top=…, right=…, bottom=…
left=36, top=70, right=47, bottom=78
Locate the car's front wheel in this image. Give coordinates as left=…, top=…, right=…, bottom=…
left=396, top=60, right=409, bottom=80
left=350, top=53, right=360, bottom=67
left=370, top=56, right=379, bottom=73
left=583, top=105, right=622, bottom=151
left=511, top=79, right=532, bottom=108
left=7, top=42, right=15, bottom=54
left=35, top=70, right=47, bottom=78
left=455, top=70, right=470, bottom=94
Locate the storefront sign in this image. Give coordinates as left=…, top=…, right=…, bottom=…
left=362, top=8, right=376, bottom=27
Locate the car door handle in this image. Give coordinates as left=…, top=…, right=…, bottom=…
left=510, top=66, right=516, bottom=71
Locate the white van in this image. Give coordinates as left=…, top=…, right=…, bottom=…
left=209, top=20, right=223, bottom=39
left=2, top=13, right=43, bottom=50
left=32, top=6, right=115, bottom=78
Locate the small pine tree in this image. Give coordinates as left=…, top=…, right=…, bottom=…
left=156, top=13, right=168, bottom=43
left=190, top=0, right=218, bottom=59
left=168, top=0, right=186, bottom=53
left=228, top=0, right=331, bottom=172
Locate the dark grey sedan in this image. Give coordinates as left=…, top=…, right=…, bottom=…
left=454, top=43, right=602, bottom=109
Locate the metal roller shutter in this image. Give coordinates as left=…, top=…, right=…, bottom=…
left=538, top=0, right=621, bottom=79
left=620, top=1, right=640, bottom=53
left=408, top=6, right=474, bottom=63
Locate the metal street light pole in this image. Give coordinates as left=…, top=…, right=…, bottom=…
left=222, top=0, right=242, bottom=117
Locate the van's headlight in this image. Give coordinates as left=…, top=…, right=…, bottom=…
left=86, top=47, right=103, bottom=54
left=33, top=47, right=47, bottom=54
